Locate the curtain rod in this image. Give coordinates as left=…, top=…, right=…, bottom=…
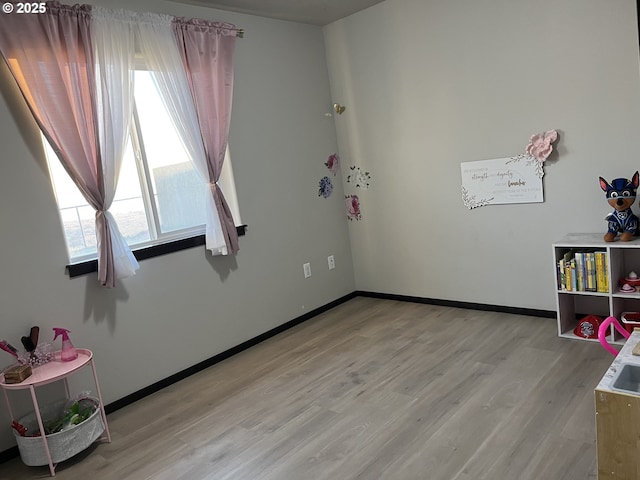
left=55, top=2, right=246, bottom=38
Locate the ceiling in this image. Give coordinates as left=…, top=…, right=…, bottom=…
left=170, top=0, right=386, bottom=26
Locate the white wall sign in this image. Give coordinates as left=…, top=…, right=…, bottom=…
left=460, top=154, right=544, bottom=209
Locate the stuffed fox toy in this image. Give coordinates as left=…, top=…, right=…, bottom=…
left=600, top=171, right=639, bottom=242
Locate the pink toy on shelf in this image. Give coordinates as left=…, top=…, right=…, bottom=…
left=598, top=316, right=630, bottom=356
left=621, top=312, right=640, bottom=334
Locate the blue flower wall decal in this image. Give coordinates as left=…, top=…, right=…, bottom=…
left=318, top=176, right=333, bottom=198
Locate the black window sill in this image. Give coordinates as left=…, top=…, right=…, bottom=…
left=66, top=225, right=247, bottom=278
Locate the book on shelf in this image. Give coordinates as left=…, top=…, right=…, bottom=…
left=570, top=258, right=577, bottom=291
left=563, top=251, right=573, bottom=291
left=557, top=249, right=607, bottom=293
left=585, top=252, right=597, bottom=291
left=595, top=251, right=608, bottom=293
left=574, top=252, right=585, bottom=292
left=558, top=259, right=566, bottom=290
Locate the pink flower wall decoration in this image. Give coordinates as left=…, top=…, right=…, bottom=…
left=345, top=195, right=361, bottom=221
left=526, top=130, right=558, bottom=163
left=325, top=153, right=340, bottom=175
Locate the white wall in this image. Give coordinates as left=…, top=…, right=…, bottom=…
left=0, top=0, right=355, bottom=451
left=325, top=0, right=640, bottom=310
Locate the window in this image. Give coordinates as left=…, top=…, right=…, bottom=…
left=45, top=70, right=242, bottom=264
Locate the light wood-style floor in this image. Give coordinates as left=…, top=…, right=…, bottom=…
left=0, top=297, right=614, bottom=479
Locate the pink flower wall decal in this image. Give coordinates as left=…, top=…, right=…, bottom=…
left=325, top=153, right=340, bottom=175
left=526, top=130, right=558, bottom=163
left=345, top=195, right=361, bottom=221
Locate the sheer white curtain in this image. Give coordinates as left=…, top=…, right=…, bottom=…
left=136, top=13, right=229, bottom=255
left=92, top=7, right=139, bottom=280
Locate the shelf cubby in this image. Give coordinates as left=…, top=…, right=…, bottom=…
left=553, top=233, right=640, bottom=345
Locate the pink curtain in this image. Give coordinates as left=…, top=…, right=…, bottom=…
left=172, top=18, right=239, bottom=254
left=0, top=2, right=125, bottom=287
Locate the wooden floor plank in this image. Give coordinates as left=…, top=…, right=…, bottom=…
left=0, top=297, right=613, bottom=479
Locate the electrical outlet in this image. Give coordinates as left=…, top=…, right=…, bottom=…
left=328, top=255, right=335, bottom=270
left=303, top=262, right=312, bottom=278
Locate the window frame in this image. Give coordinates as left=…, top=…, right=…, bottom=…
left=42, top=66, right=245, bottom=277
left=66, top=225, right=247, bottom=277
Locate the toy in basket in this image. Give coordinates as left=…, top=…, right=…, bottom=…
left=621, top=312, right=640, bottom=334
left=11, top=395, right=105, bottom=466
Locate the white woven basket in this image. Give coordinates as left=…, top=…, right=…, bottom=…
left=13, top=397, right=105, bottom=466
